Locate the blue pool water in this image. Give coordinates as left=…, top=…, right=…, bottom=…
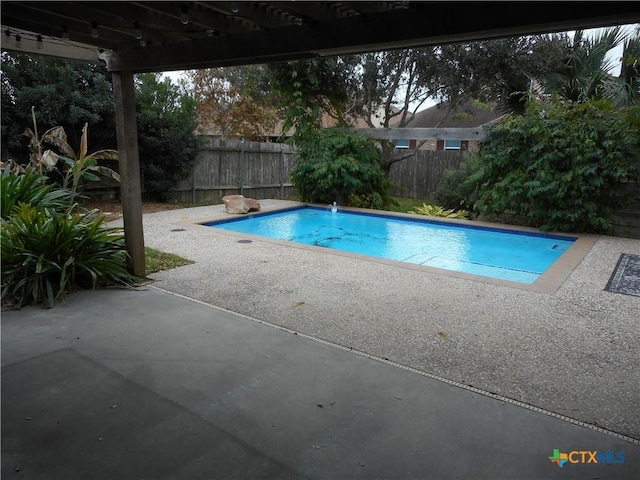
left=205, top=207, right=576, bottom=284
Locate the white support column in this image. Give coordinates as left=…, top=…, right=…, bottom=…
left=112, top=71, right=146, bottom=277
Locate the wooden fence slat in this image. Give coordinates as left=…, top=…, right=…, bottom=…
left=172, top=136, right=465, bottom=203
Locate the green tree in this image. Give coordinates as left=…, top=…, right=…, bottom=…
left=469, top=98, right=640, bottom=233
left=1, top=53, right=116, bottom=161
left=543, top=27, right=637, bottom=105
left=266, top=57, right=362, bottom=143
left=614, top=25, right=640, bottom=107
left=435, top=34, right=571, bottom=114
left=290, top=128, right=394, bottom=209
left=266, top=35, right=570, bottom=175
left=190, top=67, right=279, bottom=140
left=135, top=73, right=201, bottom=201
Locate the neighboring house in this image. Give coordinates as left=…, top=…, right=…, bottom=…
left=391, top=100, right=505, bottom=151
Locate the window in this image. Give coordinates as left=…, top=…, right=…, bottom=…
left=395, top=139, right=410, bottom=149
left=444, top=139, right=461, bottom=150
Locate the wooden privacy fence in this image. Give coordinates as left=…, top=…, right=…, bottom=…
left=172, top=137, right=298, bottom=204
left=388, top=150, right=466, bottom=199
left=171, top=135, right=468, bottom=204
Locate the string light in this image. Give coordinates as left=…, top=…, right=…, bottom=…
left=62, top=26, right=69, bottom=40
left=134, top=21, right=142, bottom=40
left=4, top=29, right=11, bottom=42
left=180, top=6, right=189, bottom=24
left=230, top=2, right=240, bottom=13
left=36, top=35, right=43, bottom=49
left=91, top=22, right=98, bottom=38
left=140, top=38, right=147, bottom=47
left=15, top=34, right=21, bottom=48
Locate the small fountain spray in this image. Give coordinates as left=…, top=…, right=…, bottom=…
left=330, top=201, right=338, bottom=213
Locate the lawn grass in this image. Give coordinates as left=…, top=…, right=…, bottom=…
left=145, top=247, right=194, bottom=274
left=386, top=197, right=435, bottom=214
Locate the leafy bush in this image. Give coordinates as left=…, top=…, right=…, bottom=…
left=21, top=111, right=120, bottom=204
left=469, top=98, right=640, bottom=233
left=1, top=204, right=145, bottom=309
left=1, top=53, right=116, bottom=162
left=434, top=154, right=482, bottom=212
left=136, top=73, right=201, bottom=201
left=410, top=203, right=470, bottom=219
left=291, top=128, right=395, bottom=209
left=1, top=166, right=72, bottom=220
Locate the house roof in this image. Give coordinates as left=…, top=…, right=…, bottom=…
left=399, top=100, right=505, bottom=129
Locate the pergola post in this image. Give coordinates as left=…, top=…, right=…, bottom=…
left=112, top=71, right=145, bottom=277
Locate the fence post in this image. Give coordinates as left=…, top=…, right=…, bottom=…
left=239, top=137, right=245, bottom=196
left=191, top=161, right=196, bottom=204
left=280, top=148, right=285, bottom=199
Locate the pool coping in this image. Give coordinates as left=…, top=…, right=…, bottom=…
left=180, top=202, right=599, bottom=295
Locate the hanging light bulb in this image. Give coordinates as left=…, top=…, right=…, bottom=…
left=230, top=2, right=240, bottom=13
left=15, top=34, right=22, bottom=48
left=91, top=22, right=99, bottom=38
left=36, top=35, right=43, bottom=49
left=206, top=29, right=214, bottom=37
left=180, top=6, right=189, bottom=25
left=140, top=38, right=147, bottom=47
left=62, top=26, right=70, bottom=40
left=4, top=29, right=11, bottom=42
left=134, top=21, right=142, bottom=40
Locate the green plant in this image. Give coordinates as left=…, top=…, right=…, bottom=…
left=386, top=197, right=434, bottom=213
left=1, top=53, right=116, bottom=163
left=291, top=128, right=395, bottom=209
left=410, top=203, right=470, bottom=219
left=434, top=154, right=483, bottom=211
left=145, top=247, right=194, bottom=274
left=136, top=73, right=201, bottom=201
left=1, top=203, right=145, bottom=309
left=470, top=98, right=640, bottom=233
left=22, top=108, right=120, bottom=204
left=1, top=165, right=72, bottom=220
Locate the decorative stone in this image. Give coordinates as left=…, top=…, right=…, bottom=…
left=222, top=195, right=261, bottom=214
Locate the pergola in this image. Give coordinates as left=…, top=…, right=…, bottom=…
left=2, top=1, right=639, bottom=276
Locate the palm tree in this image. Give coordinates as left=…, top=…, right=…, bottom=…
left=608, top=26, right=640, bottom=107
left=544, top=26, right=639, bottom=106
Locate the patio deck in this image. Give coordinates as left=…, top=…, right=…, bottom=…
left=136, top=200, right=639, bottom=441
left=2, top=200, right=639, bottom=479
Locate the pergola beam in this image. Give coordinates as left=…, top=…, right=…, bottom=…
left=101, top=3, right=640, bottom=72
left=353, top=128, right=486, bottom=141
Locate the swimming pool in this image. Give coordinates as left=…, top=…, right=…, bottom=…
left=204, top=206, right=577, bottom=284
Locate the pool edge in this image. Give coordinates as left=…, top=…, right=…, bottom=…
left=183, top=202, right=599, bottom=295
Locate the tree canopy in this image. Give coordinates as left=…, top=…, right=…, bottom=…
left=1, top=53, right=116, bottom=161
left=189, top=66, right=279, bottom=141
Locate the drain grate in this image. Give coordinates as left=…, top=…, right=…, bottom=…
left=238, top=239, right=253, bottom=244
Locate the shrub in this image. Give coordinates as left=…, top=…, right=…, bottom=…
left=136, top=73, right=201, bottom=201
left=291, top=128, right=395, bottom=209
left=410, top=203, right=470, bottom=219
left=1, top=166, right=72, bottom=220
left=1, top=204, right=145, bottom=308
left=433, top=154, right=482, bottom=212
left=470, top=98, right=640, bottom=233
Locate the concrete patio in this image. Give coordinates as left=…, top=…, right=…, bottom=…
left=2, top=200, right=639, bottom=479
